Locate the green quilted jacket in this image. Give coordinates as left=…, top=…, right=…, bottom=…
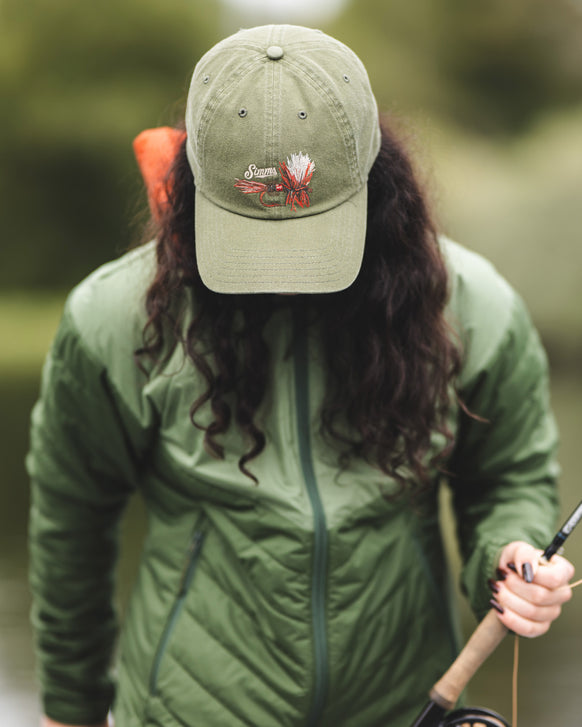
left=28, top=237, right=559, bottom=727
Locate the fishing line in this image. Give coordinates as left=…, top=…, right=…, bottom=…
left=511, top=578, right=582, bottom=727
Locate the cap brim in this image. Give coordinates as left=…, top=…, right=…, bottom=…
left=194, top=185, right=368, bottom=294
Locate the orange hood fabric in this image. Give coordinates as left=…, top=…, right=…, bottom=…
left=133, top=127, right=187, bottom=222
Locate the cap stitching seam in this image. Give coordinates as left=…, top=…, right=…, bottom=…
left=196, top=55, right=266, bottom=160
left=272, top=61, right=283, bottom=218
left=282, top=56, right=361, bottom=186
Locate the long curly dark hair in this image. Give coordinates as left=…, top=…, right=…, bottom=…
left=136, top=119, right=462, bottom=491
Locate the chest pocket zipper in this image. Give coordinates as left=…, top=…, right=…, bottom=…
left=149, top=521, right=207, bottom=695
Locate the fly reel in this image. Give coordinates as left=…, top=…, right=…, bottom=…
left=441, top=707, right=510, bottom=727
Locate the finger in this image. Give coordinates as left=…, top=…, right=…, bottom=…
left=489, top=588, right=561, bottom=638
left=513, top=543, right=544, bottom=583
left=492, top=603, right=553, bottom=638
left=498, top=541, right=542, bottom=583
left=536, top=553, right=576, bottom=589
left=494, top=582, right=565, bottom=622
left=496, top=573, right=572, bottom=606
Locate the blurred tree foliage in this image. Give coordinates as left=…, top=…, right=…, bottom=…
left=0, top=0, right=221, bottom=290
left=1, top=0, right=581, bottom=289
left=331, top=0, right=582, bottom=131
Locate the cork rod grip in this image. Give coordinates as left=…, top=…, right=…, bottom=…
left=429, top=611, right=508, bottom=710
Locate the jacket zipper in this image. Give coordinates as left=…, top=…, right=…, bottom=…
left=293, top=312, right=329, bottom=726
left=149, top=525, right=206, bottom=695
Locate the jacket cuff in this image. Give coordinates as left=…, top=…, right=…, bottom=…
left=42, top=682, right=113, bottom=727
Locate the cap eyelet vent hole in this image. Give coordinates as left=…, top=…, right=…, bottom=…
left=343, top=74, right=350, bottom=83
left=203, top=75, right=210, bottom=84
left=238, top=108, right=248, bottom=118
left=298, top=110, right=307, bottom=120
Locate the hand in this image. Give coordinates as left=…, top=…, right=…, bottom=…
left=488, top=540, right=575, bottom=637
left=42, top=717, right=109, bottom=727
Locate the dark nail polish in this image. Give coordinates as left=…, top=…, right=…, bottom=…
left=487, top=578, right=499, bottom=594
left=522, top=562, right=534, bottom=583
left=490, top=598, right=505, bottom=615
left=496, top=568, right=507, bottom=581
left=507, top=562, right=518, bottom=573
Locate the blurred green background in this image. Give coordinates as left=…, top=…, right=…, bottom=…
left=1, top=0, right=581, bottom=723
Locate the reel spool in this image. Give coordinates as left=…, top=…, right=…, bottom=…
left=442, top=707, right=510, bottom=726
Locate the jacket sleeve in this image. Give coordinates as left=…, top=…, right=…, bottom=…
left=448, top=291, right=560, bottom=620
left=27, top=304, right=149, bottom=725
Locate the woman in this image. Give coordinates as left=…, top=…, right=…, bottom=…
left=30, top=25, right=574, bottom=727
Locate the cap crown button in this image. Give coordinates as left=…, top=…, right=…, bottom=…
left=266, top=45, right=284, bottom=60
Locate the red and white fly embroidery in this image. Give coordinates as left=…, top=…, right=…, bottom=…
left=234, top=152, right=315, bottom=211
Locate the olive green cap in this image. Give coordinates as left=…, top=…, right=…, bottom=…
left=185, top=25, right=381, bottom=294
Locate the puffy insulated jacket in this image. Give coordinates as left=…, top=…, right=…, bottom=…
left=28, top=237, right=559, bottom=727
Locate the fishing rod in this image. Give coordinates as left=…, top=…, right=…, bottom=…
left=410, top=499, right=582, bottom=727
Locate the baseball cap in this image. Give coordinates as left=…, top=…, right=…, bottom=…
left=185, top=25, right=381, bottom=294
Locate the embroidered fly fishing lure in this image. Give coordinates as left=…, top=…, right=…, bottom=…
left=234, top=152, right=315, bottom=210
left=410, top=500, right=582, bottom=727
